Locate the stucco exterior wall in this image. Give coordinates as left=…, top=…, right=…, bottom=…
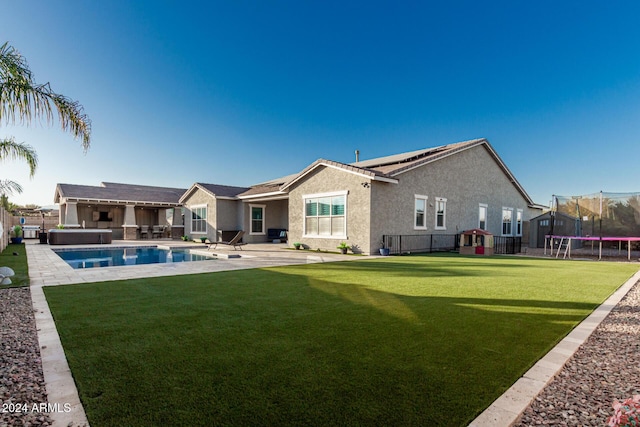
left=288, top=166, right=372, bottom=253
left=370, top=144, right=539, bottom=248
left=216, top=199, right=242, bottom=232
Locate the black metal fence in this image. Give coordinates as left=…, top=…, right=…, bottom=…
left=493, top=236, right=522, bottom=254
left=382, top=234, right=459, bottom=255
left=382, top=234, right=522, bottom=255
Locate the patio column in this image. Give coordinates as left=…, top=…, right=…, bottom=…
left=64, top=202, right=80, bottom=228
left=122, top=204, right=138, bottom=240
left=171, top=207, right=184, bottom=240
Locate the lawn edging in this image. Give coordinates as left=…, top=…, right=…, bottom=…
left=31, top=283, right=90, bottom=427
left=469, top=268, right=640, bottom=427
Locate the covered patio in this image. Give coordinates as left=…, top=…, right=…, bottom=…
left=54, top=182, right=186, bottom=240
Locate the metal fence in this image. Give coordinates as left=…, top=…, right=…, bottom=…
left=382, top=234, right=522, bottom=255
left=492, top=236, right=522, bottom=254
left=382, top=234, right=459, bottom=255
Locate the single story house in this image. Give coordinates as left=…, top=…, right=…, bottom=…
left=55, top=138, right=544, bottom=254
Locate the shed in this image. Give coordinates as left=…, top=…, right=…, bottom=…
left=459, top=228, right=494, bottom=256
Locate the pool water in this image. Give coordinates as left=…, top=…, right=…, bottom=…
left=54, top=247, right=214, bottom=269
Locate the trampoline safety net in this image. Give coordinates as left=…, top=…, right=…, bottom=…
left=554, top=192, right=640, bottom=237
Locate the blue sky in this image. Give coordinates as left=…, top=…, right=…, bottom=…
left=2, top=1, right=640, bottom=207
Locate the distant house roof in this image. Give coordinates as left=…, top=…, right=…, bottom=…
left=54, top=182, right=187, bottom=206
left=179, top=183, right=251, bottom=203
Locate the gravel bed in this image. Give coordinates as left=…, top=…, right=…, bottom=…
left=0, top=287, right=52, bottom=427
left=515, top=279, right=640, bottom=426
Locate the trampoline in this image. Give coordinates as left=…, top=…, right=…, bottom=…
left=544, top=235, right=640, bottom=260
left=545, top=192, right=640, bottom=260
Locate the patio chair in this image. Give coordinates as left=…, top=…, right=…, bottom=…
left=140, top=225, right=149, bottom=239
left=152, top=225, right=164, bottom=239
left=207, top=230, right=246, bottom=251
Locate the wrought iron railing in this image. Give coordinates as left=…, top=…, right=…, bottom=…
left=493, top=236, right=522, bottom=254
left=382, top=234, right=459, bottom=255
left=381, top=234, right=522, bottom=255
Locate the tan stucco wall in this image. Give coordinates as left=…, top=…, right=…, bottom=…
left=216, top=199, right=242, bottom=232
left=288, top=166, right=372, bottom=254
left=370, top=144, right=539, bottom=247
left=183, top=188, right=217, bottom=240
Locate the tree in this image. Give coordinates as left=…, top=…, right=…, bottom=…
left=0, top=41, right=91, bottom=196
left=0, top=137, right=38, bottom=195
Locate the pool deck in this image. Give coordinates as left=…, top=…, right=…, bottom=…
left=26, top=239, right=362, bottom=427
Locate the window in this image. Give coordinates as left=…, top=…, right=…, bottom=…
left=516, top=209, right=523, bottom=236
left=414, top=195, right=428, bottom=230
left=502, top=208, right=513, bottom=236
left=304, top=191, right=347, bottom=238
left=249, top=205, right=266, bottom=234
left=435, top=197, right=447, bottom=230
left=250, top=204, right=266, bottom=235
left=191, top=205, right=207, bottom=234
left=479, top=204, right=488, bottom=230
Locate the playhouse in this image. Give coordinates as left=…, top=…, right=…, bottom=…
left=459, top=228, right=494, bottom=256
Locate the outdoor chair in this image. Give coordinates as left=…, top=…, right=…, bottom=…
left=140, top=225, right=149, bottom=239
left=152, top=225, right=164, bottom=239
left=207, top=230, right=246, bottom=251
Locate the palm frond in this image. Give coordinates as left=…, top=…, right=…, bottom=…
left=0, top=179, right=23, bottom=195
left=0, top=137, right=38, bottom=177
left=0, top=42, right=91, bottom=151
left=0, top=42, right=32, bottom=83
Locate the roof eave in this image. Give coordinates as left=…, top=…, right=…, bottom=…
left=58, top=197, right=181, bottom=207
left=238, top=191, right=288, bottom=200
left=280, top=161, right=398, bottom=191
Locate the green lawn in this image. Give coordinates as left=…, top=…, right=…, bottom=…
left=0, top=243, right=28, bottom=288
left=44, top=254, right=638, bottom=426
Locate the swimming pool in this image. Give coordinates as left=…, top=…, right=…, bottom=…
left=54, top=247, right=214, bottom=269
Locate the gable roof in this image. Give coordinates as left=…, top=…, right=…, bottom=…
left=54, top=182, right=187, bottom=206
left=179, top=182, right=251, bottom=203
left=353, top=139, right=484, bottom=176
left=279, top=138, right=535, bottom=205
left=279, top=158, right=398, bottom=192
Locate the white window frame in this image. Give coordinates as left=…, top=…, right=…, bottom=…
left=434, top=197, right=447, bottom=230
left=502, top=207, right=514, bottom=236
left=414, top=195, right=428, bottom=230
left=190, top=204, right=207, bottom=235
left=516, top=209, right=523, bottom=236
left=249, top=204, right=266, bottom=235
left=478, top=203, right=488, bottom=230
left=303, top=190, right=348, bottom=239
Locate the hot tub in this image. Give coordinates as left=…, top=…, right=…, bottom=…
left=48, top=229, right=113, bottom=245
